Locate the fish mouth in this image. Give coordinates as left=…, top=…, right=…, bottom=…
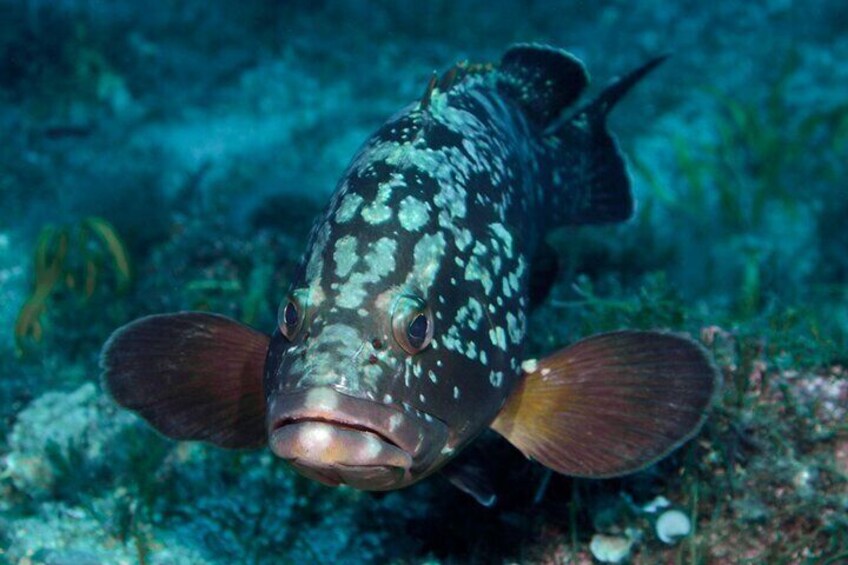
left=267, top=388, right=448, bottom=490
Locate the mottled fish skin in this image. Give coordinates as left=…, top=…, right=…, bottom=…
left=97, top=45, right=712, bottom=499
left=264, top=50, right=622, bottom=487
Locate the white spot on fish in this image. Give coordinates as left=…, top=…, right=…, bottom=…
left=506, top=312, right=525, bottom=344
left=389, top=413, right=404, bottom=432
left=465, top=255, right=493, bottom=294
left=489, top=223, right=514, bottom=258
left=305, top=222, right=331, bottom=282
left=488, top=326, right=508, bottom=351
left=465, top=340, right=477, bottom=361
left=337, top=237, right=397, bottom=309
left=360, top=178, right=396, bottom=225
left=333, top=235, right=358, bottom=278
left=489, top=370, right=504, bottom=388
left=502, top=276, right=513, bottom=298
left=455, top=228, right=473, bottom=251
left=521, top=359, right=538, bottom=373
left=335, top=193, right=364, bottom=223
left=297, top=422, right=333, bottom=452
left=363, top=433, right=384, bottom=458
left=304, top=388, right=340, bottom=411
left=404, top=232, right=446, bottom=292
left=398, top=195, right=430, bottom=231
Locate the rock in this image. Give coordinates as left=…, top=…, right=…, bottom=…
left=2, top=383, right=135, bottom=499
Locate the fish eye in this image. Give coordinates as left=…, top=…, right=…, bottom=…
left=407, top=314, right=428, bottom=348
left=278, top=290, right=308, bottom=341
left=392, top=295, right=433, bottom=355
left=283, top=302, right=298, bottom=327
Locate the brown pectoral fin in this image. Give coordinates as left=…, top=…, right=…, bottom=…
left=100, top=312, right=270, bottom=449
left=491, top=331, right=719, bottom=478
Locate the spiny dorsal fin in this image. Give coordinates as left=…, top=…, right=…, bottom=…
left=421, top=60, right=496, bottom=109
left=438, top=61, right=466, bottom=92
left=498, top=43, right=589, bottom=127
left=101, top=312, right=270, bottom=449
left=491, top=331, right=719, bottom=478
left=419, top=72, right=439, bottom=110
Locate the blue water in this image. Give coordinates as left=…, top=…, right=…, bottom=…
left=1, top=1, right=846, bottom=563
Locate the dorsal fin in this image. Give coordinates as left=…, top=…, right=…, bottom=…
left=498, top=43, right=589, bottom=127
left=420, top=60, right=497, bottom=110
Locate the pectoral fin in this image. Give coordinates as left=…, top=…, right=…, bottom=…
left=491, top=331, right=718, bottom=478
left=100, top=312, right=270, bottom=449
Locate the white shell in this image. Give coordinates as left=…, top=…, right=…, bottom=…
left=656, top=509, right=692, bottom=544
left=589, top=534, right=633, bottom=564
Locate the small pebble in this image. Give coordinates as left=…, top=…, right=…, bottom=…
left=656, top=509, right=691, bottom=544
left=589, top=534, right=633, bottom=563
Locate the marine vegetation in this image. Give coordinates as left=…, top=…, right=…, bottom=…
left=14, top=216, right=131, bottom=356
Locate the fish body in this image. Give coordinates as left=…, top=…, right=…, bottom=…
left=102, top=45, right=718, bottom=503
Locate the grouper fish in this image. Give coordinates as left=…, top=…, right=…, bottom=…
left=102, top=44, right=719, bottom=506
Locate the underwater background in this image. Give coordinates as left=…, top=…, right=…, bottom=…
left=1, top=0, right=846, bottom=563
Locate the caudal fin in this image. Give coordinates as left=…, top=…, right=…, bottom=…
left=546, top=56, right=669, bottom=226
left=490, top=330, right=718, bottom=478
left=100, top=312, right=270, bottom=448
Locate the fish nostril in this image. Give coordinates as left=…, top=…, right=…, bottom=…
left=371, top=338, right=383, bottom=350
left=368, top=354, right=379, bottom=365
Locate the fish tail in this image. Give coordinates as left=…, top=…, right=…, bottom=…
left=545, top=55, right=669, bottom=226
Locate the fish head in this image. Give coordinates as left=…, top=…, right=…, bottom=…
left=263, top=273, right=454, bottom=491
left=263, top=145, right=525, bottom=490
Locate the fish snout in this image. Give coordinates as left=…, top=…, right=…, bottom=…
left=267, top=388, right=447, bottom=490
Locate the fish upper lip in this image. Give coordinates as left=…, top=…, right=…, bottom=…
left=266, top=387, right=449, bottom=466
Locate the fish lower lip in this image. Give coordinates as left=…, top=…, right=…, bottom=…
left=266, top=388, right=449, bottom=463
left=269, top=421, right=414, bottom=475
